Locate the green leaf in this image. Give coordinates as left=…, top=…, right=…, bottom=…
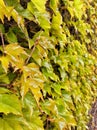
left=31, top=0, right=46, bottom=13
left=0, top=74, right=10, bottom=84
left=23, top=93, right=36, bottom=117
left=0, top=56, right=9, bottom=73
left=29, top=115, right=44, bottom=130
left=0, top=24, right=5, bottom=33
left=51, top=83, right=61, bottom=95
left=0, top=94, right=22, bottom=115
left=51, top=11, right=66, bottom=41
left=51, top=12, right=62, bottom=30
left=0, top=64, right=5, bottom=74
left=50, top=0, right=59, bottom=13
left=37, top=14, right=50, bottom=30
left=15, top=4, right=34, bottom=20
left=0, top=87, right=10, bottom=94
left=42, top=67, right=59, bottom=81
left=28, top=2, right=50, bottom=30
left=0, top=0, right=96, bottom=129
left=6, top=29, right=17, bottom=43
left=4, top=0, right=19, bottom=6
left=73, top=0, right=83, bottom=19
left=0, top=115, right=28, bottom=130
left=4, top=114, right=32, bottom=130
left=0, top=118, right=13, bottom=130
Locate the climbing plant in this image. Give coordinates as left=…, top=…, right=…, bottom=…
left=0, top=0, right=97, bottom=129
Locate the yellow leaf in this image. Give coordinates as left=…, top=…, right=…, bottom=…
left=31, top=0, right=46, bottom=13
left=5, top=43, right=26, bottom=56
left=21, top=77, right=30, bottom=98
left=0, top=9, right=4, bottom=22
left=20, top=63, right=45, bottom=102
left=50, top=0, right=59, bottom=13
left=11, top=9, right=24, bottom=29
left=0, top=56, right=9, bottom=73
left=5, top=6, right=14, bottom=20
left=0, top=0, right=5, bottom=7
left=4, top=44, right=27, bottom=70
left=0, top=1, right=13, bottom=22
left=30, top=86, right=43, bottom=103
left=0, top=1, right=5, bottom=22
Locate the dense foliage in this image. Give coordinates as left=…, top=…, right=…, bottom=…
left=0, top=0, right=97, bottom=129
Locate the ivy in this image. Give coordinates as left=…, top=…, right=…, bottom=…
left=0, top=0, right=97, bottom=129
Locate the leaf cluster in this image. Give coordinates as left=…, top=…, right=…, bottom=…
left=0, top=0, right=97, bottom=129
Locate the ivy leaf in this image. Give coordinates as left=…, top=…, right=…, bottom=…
left=43, top=99, right=58, bottom=115
left=0, top=74, right=10, bottom=84
left=42, top=67, right=59, bottom=81
left=6, top=29, right=17, bottom=43
left=11, top=9, right=24, bottom=30
left=4, top=43, right=28, bottom=70
left=0, top=118, right=24, bottom=130
left=0, top=0, right=6, bottom=22
left=5, top=43, right=26, bottom=56
left=0, top=114, right=29, bottom=130
left=0, top=24, right=5, bottom=33
left=0, top=0, right=5, bottom=6
left=30, top=86, right=43, bottom=104
left=73, top=0, right=83, bottom=19
left=50, top=0, right=59, bottom=13
left=57, top=118, right=67, bottom=130
left=29, top=114, right=44, bottom=130
left=28, top=2, right=50, bottom=30
left=36, top=14, right=50, bottom=30
left=0, top=56, right=9, bottom=73
left=51, top=83, right=61, bottom=95
left=51, top=11, right=66, bottom=41
left=0, top=1, right=13, bottom=22
left=0, top=87, right=10, bottom=94
left=31, top=0, right=46, bottom=13
left=15, top=3, right=34, bottom=20
left=23, top=93, right=36, bottom=117
left=32, top=45, right=47, bottom=66
left=0, top=94, right=22, bottom=115
left=51, top=11, right=62, bottom=31
left=0, top=118, right=13, bottom=130
left=4, top=0, right=19, bottom=6
left=21, top=63, right=45, bottom=103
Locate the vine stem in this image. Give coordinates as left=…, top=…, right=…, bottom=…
left=25, top=39, right=39, bottom=65
left=0, top=83, right=9, bottom=87
left=0, top=32, right=5, bottom=52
